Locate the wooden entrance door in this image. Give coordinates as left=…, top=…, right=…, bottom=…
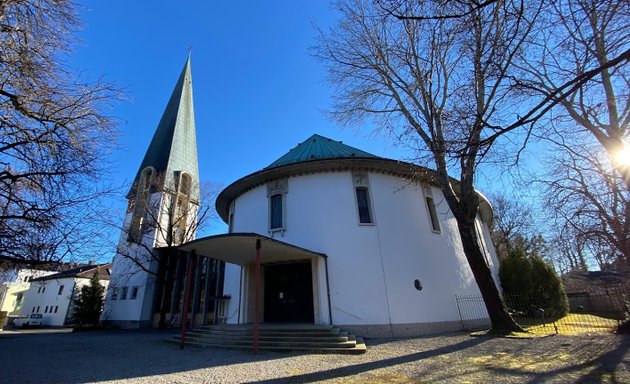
left=264, top=262, right=314, bottom=323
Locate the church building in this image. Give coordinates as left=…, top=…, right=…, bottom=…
left=104, top=57, right=500, bottom=337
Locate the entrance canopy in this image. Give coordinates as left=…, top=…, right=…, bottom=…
left=177, top=233, right=326, bottom=266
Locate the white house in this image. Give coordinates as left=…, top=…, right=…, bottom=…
left=180, top=134, right=500, bottom=337
left=0, top=267, right=56, bottom=326
left=20, top=264, right=111, bottom=326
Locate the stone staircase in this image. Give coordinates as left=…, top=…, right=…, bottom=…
left=171, top=323, right=367, bottom=354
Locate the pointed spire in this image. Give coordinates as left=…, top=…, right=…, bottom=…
left=130, top=56, right=200, bottom=200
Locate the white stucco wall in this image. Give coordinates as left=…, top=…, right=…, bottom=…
left=21, top=277, right=109, bottom=326
left=103, top=192, right=162, bottom=326
left=223, top=169, right=499, bottom=330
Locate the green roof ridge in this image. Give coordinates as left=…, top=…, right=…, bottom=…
left=266, top=134, right=379, bottom=169
left=130, top=56, right=200, bottom=200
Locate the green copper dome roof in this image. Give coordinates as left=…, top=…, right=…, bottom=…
left=266, top=134, right=379, bottom=169
left=129, top=56, right=199, bottom=200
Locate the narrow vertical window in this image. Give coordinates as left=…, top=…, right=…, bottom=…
left=355, top=187, right=372, bottom=224
left=130, top=286, right=139, bottom=300
left=172, top=172, right=192, bottom=244
left=129, top=167, right=153, bottom=243
left=228, top=202, right=235, bottom=233
left=111, top=287, right=118, bottom=300
left=54, top=306, right=58, bottom=313
left=267, top=179, right=288, bottom=232
left=270, top=194, right=283, bottom=230
left=425, top=196, right=441, bottom=233
left=58, top=286, right=64, bottom=295
left=353, top=171, right=374, bottom=225
left=121, top=286, right=128, bottom=300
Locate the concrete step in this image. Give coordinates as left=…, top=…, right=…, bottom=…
left=185, top=332, right=350, bottom=343
left=173, top=338, right=368, bottom=354
left=173, top=324, right=367, bottom=354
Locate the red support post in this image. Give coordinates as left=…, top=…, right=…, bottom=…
left=179, top=250, right=196, bottom=350
left=253, top=239, right=261, bottom=355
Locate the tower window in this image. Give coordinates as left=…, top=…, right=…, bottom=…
left=129, top=167, right=154, bottom=243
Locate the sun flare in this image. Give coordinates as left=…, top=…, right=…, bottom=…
left=614, top=146, right=630, bottom=167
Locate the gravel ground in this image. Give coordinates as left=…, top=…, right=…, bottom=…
left=1, top=328, right=628, bottom=383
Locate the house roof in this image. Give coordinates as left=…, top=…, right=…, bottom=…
left=562, top=270, right=629, bottom=292
left=129, top=55, right=199, bottom=200
left=31, top=263, right=112, bottom=282
left=266, top=134, right=380, bottom=168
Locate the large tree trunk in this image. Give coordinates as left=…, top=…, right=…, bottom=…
left=456, top=217, right=523, bottom=332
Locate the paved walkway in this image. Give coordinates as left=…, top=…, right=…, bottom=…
left=1, top=328, right=628, bottom=383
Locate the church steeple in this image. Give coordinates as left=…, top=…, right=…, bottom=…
left=130, top=56, right=199, bottom=201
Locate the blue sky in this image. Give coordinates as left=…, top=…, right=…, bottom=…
left=71, top=1, right=418, bottom=237
left=70, top=1, right=538, bottom=243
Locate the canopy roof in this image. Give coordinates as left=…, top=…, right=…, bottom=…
left=177, top=233, right=326, bottom=265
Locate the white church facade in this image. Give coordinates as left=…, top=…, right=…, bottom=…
left=182, top=135, right=499, bottom=337
left=104, top=57, right=500, bottom=337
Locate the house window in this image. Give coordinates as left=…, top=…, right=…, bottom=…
left=37, top=287, right=41, bottom=294
left=111, top=287, right=118, bottom=300
left=44, top=306, right=48, bottom=313
left=32, top=307, right=35, bottom=313
left=36, top=306, right=40, bottom=313
left=121, top=286, right=128, bottom=300
left=130, top=286, right=139, bottom=300
left=16, top=293, right=23, bottom=304
left=352, top=171, right=374, bottom=225
left=54, top=306, right=58, bottom=313
left=41, top=286, right=46, bottom=294
left=267, top=179, right=288, bottom=232
left=423, top=186, right=441, bottom=233
left=58, top=286, right=64, bottom=295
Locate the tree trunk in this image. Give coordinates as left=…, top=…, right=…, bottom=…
left=456, top=217, right=523, bottom=332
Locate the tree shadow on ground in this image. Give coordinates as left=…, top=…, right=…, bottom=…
left=468, top=334, right=629, bottom=384
left=251, top=336, right=488, bottom=383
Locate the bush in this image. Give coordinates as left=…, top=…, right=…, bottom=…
left=500, top=247, right=569, bottom=319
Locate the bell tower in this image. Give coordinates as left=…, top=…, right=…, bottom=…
left=104, top=56, right=200, bottom=328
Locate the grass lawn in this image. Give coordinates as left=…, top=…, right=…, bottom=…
left=518, top=313, right=620, bottom=336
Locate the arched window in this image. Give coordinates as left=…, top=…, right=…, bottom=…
left=129, top=167, right=153, bottom=242
left=172, top=172, right=192, bottom=244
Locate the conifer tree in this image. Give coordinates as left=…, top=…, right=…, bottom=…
left=500, top=247, right=569, bottom=318
left=73, top=272, right=105, bottom=327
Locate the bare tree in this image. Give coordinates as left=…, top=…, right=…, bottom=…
left=0, top=1, right=120, bottom=266
left=516, top=0, right=629, bottom=270
left=316, top=0, right=547, bottom=332
left=489, top=192, right=548, bottom=260
left=540, top=136, right=629, bottom=268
